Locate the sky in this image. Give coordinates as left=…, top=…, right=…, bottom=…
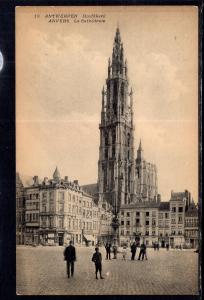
left=16, top=6, right=198, bottom=201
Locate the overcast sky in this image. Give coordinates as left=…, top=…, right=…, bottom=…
left=16, top=6, right=198, bottom=201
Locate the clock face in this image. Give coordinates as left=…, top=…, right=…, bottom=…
left=0, top=51, right=3, bottom=72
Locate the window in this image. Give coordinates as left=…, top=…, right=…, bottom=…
left=59, top=192, right=64, bottom=201
left=171, top=230, right=176, bottom=235
left=146, top=231, right=149, bottom=236
left=165, top=213, right=169, bottom=219
left=152, top=219, right=156, bottom=226
left=126, top=212, right=130, bottom=217
left=59, top=217, right=64, bottom=229
left=121, top=230, right=124, bottom=236
left=127, top=220, right=130, bottom=226
left=121, top=211, right=124, bottom=216
left=136, top=211, right=140, bottom=216
left=178, top=216, right=183, bottom=223
left=171, top=219, right=176, bottom=224
left=42, top=216, right=47, bottom=227
left=136, top=218, right=140, bottom=224
left=59, top=202, right=64, bottom=214
left=126, top=231, right=130, bottom=236
left=152, top=211, right=156, bottom=217
left=178, top=207, right=183, bottom=213
left=172, top=207, right=176, bottom=212
left=121, top=220, right=124, bottom=226
left=146, top=220, right=149, bottom=226
left=146, top=212, right=149, bottom=217
left=49, top=217, right=54, bottom=227
left=68, top=204, right=71, bottom=213
left=50, top=199, right=54, bottom=212
left=152, top=231, right=155, bottom=236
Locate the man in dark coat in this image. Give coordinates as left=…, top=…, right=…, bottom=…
left=64, top=241, right=76, bottom=278
left=105, top=243, right=111, bottom=260
left=138, top=241, right=146, bottom=261
left=131, top=242, right=137, bottom=260
left=92, top=247, right=104, bottom=279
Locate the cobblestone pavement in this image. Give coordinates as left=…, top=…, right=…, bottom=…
left=16, top=245, right=199, bottom=295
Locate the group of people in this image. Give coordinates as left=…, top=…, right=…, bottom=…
left=64, top=240, right=149, bottom=280
left=104, top=241, right=148, bottom=261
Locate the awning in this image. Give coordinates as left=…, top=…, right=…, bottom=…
left=83, top=235, right=95, bottom=242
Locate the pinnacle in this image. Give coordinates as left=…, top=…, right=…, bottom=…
left=138, top=139, right=143, bottom=151
left=53, top=166, right=60, bottom=180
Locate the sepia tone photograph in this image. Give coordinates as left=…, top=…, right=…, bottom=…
left=16, top=6, right=199, bottom=295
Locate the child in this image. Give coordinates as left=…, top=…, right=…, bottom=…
left=92, top=247, right=104, bottom=279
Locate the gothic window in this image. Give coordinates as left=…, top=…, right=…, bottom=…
left=112, top=146, right=115, bottom=158
left=127, top=133, right=130, bottom=147
left=104, top=132, right=109, bottom=159
left=121, top=83, right=125, bottom=115
left=112, top=128, right=116, bottom=144
left=113, top=81, right=118, bottom=115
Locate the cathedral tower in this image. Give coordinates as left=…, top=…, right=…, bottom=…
left=98, top=27, right=135, bottom=214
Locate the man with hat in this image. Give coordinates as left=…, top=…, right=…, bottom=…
left=64, top=240, right=76, bottom=278
left=92, top=247, right=104, bottom=279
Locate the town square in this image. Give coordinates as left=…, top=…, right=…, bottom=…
left=15, top=6, right=199, bottom=296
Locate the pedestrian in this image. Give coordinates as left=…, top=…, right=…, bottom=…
left=130, top=242, right=137, bottom=260
left=92, top=247, right=104, bottom=280
left=113, top=244, right=117, bottom=259
left=138, top=241, right=146, bottom=261
left=64, top=241, right=76, bottom=278
left=166, top=243, right=169, bottom=251
left=157, top=243, right=160, bottom=251
left=107, top=243, right=111, bottom=260
left=122, top=246, right=127, bottom=260
left=153, top=242, right=157, bottom=251
left=105, top=242, right=109, bottom=259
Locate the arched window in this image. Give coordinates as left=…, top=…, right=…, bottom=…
left=121, top=82, right=125, bottom=115
left=113, top=81, right=117, bottom=115
left=127, top=133, right=130, bottom=147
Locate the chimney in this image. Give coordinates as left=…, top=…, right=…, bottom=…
left=33, top=176, right=39, bottom=186
left=65, top=176, right=68, bottom=182
left=43, top=177, right=48, bottom=185
left=73, top=180, right=79, bottom=185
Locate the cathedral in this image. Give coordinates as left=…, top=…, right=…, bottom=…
left=98, top=27, right=159, bottom=215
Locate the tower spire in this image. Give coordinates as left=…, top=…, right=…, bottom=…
left=138, top=139, right=142, bottom=151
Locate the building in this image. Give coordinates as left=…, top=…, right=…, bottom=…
left=158, top=202, right=170, bottom=247
left=23, top=168, right=112, bottom=246
left=16, top=173, right=26, bottom=244
left=169, top=191, right=186, bottom=248
left=24, top=181, right=40, bottom=245
left=119, top=202, right=160, bottom=246
left=184, top=201, right=199, bottom=249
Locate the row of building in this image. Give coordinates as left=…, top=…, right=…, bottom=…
left=16, top=169, right=199, bottom=249
left=16, top=28, right=199, bottom=249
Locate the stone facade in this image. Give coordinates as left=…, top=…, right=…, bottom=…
left=24, top=185, right=40, bottom=245
left=22, top=168, right=113, bottom=246
left=16, top=173, right=26, bottom=244
left=98, top=27, right=135, bottom=213
left=119, top=202, right=159, bottom=246
left=184, top=202, right=199, bottom=249
left=135, top=141, right=158, bottom=202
